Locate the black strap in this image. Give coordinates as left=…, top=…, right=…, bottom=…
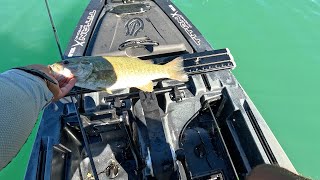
left=13, top=67, right=57, bottom=85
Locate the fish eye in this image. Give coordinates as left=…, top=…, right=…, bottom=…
left=62, top=60, right=69, bottom=64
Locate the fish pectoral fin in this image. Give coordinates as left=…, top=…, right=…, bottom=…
left=136, top=81, right=154, bottom=92
left=105, top=88, right=113, bottom=94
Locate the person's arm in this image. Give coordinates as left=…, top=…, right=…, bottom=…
left=0, top=65, right=75, bottom=170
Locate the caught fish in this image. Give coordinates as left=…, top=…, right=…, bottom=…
left=50, top=56, right=188, bottom=93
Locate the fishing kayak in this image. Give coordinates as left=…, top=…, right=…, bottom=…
left=26, top=0, right=296, bottom=179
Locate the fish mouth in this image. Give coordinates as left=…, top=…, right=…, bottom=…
left=50, top=63, right=74, bottom=78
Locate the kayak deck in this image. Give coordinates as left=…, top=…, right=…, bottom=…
left=26, top=0, right=296, bottom=179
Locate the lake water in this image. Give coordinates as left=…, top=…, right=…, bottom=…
left=0, top=0, right=319, bottom=179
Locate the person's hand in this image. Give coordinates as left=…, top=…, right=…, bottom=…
left=24, top=64, right=76, bottom=101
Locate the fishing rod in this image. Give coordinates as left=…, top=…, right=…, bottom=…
left=44, top=0, right=63, bottom=60
left=44, top=0, right=99, bottom=179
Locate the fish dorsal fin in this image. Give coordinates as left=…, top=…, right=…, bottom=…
left=136, top=81, right=154, bottom=92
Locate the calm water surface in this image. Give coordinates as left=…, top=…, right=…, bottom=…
left=0, top=0, right=319, bottom=179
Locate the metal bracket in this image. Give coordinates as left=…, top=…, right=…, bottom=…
left=170, top=86, right=185, bottom=102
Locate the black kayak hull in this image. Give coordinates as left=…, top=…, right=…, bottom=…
left=26, top=1, right=295, bottom=179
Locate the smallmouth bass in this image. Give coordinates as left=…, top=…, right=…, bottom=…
left=50, top=56, right=188, bottom=93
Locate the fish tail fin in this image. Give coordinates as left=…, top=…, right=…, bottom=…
left=165, top=57, right=188, bottom=82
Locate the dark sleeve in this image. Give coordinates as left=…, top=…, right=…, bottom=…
left=0, top=69, right=53, bottom=170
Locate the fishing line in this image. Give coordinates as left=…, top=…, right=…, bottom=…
left=44, top=0, right=63, bottom=60
left=44, top=0, right=99, bottom=179
left=71, top=97, right=99, bottom=180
